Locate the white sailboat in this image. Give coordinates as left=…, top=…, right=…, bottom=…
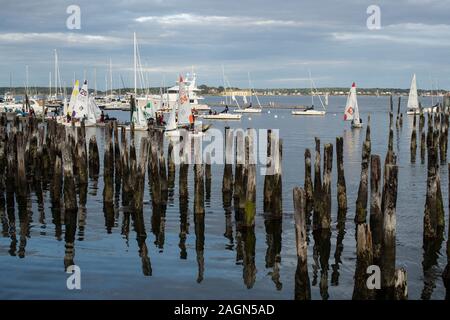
left=344, top=82, right=362, bottom=128
left=406, top=74, right=420, bottom=115
left=59, top=80, right=100, bottom=127
left=234, top=72, right=262, bottom=113
left=292, top=71, right=326, bottom=116
left=164, top=94, right=179, bottom=136
left=128, top=32, right=149, bottom=131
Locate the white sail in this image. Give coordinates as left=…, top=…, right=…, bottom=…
left=166, top=103, right=177, bottom=131
left=243, top=95, right=248, bottom=104
left=407, top=74, right=419, bottom=111
left=86, top=96, right=98, bottom=124
left=344, top=82, right=359, bottom=122
left=67, top=80, right=79, bottom=115
left=177, top=76, right=191, bottom=125
left=73, top=80, right=89, bottom=119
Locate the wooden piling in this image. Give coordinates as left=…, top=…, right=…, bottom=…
left=293, top=187, right=311, bottom=300
left=193, top=134, right=204, bottom=216
left=313, top=137, right=322, bottom=228
left=222, top=126, right=234, bottom=207
left=304, top=148, right=314, bottom=215
left=352, top=224, right=374, bottom=300
left=423, top=127, right=445, bottom=244
left=336, top=137, right=347, bottom=217
left=321, top=143, right=333, bottom=229
left=370, top=155, right=383, bottom=266
left=410, top=113, right=417, bottom=163
left=355, top=121, right=371, bottom=224
left=244, top=129, right=256, bottom=227
left=381, top=164, right=398, bottom=299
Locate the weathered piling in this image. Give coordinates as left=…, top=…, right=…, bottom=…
left=234, top=130, right=245, bottom=219
left=381, top=164, right=398, bottom=299
left=410, top=113, right=417, bottom=163
left=157, top=131, right=168, bottom=203
left=321, top=143, right=333, bottom=229
left=89, top=136, right=100, bottom=179
left=439, top=112, right=448, bottom=164
left=222, top=127, right=234, bottom=207
left=355, top=119, right=371, bottom=224
left=113, top=121, right=121, bottom=178
left=443, top=164, right=450, bottom=299
left=62, top=137, right=78, bottom=269
left=205, top=151, right=212, bottom=202
left=313, top=138, right=322, bottom=228
left=370, top=155, right=383, bottom=266
left=76, top=128, right=88, bottom=187
left=193, top=134, right=205, bottom=216
left=419, top=107, right=425, bottom=132
left=304, top=149, right=314, bottom=216
left=420, top=128, right=426, bottom=164
left=272, top=138, right=283, bottom=217
left=352, top=224, right=374, bottom=300
left=244, top=129, right=256, bottom=227
left=423, top=125, right=445, bottom=244
left=6, top=128, right=15, bottom=220
left=263, top=129, right=273, bottom=212
left=178, top=133, right=189, bottom=259
left=395, top=97, right=401, bottom=128
left=293, top=187, right=311, bottom=300
left=262, top=129, right=282, bottom=217
left=132, top=137, right=149, bottom=212
left=103, top=122, right=114, bottom=205
left=336, top=137, right=347, bottom=218
left=167, top=140, right=176, bottom=197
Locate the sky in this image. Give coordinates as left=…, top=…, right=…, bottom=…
left=1, top=0, right=450, bottom=89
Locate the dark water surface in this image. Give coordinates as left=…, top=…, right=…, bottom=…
left=0, top=95, right=448, bottom=299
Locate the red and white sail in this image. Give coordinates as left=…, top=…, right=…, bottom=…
left=344, top=82, right=359, bottom=122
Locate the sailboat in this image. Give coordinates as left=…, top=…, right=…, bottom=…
left=59, top=80, right=101, bottom=127
left=292, top=71, right=326, bottom=116
left=165, top=75, right=212, bottom=136
left=234, top=72, right=262, bottom=113
left=406, top=74, right=420, bottom=115
left=127, top=32, right=149, bottom=131
left=344, top=82, right=363, bottom=128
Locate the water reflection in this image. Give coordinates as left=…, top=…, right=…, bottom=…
left=264, top=217, right=282, bottom=290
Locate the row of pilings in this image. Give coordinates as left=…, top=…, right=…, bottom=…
left=292, top=99, right=450, bottom=300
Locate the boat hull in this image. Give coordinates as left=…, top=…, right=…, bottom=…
left=292, top=110, right=326, bottom=116
left=198, top=114, right=242, bottom=120
left=234, top=108, right=262, bottom=113
left=351, top=123, right=363, bottom=129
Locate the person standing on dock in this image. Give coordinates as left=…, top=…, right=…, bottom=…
left=189, top=110, right=195, bottom=130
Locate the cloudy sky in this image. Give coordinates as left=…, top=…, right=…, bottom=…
left=1, top=0, right=450, bottom=89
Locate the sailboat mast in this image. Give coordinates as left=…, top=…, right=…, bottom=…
left=94, top=68, right=97, bottom=96
left=54, top=49, right=58, bottom=98
left=134, top=32, right=137, bottom=97
left=25, top=65, right=29, bottom=95
left=49, top=72, right=52, bottom=98
left=110, top=58, right=113, bottom=97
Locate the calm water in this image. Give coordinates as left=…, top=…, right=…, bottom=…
left=0, top=95, right=448, bottom=300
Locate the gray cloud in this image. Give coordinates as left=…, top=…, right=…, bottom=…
left=0, top=0, right=449, bottom=89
